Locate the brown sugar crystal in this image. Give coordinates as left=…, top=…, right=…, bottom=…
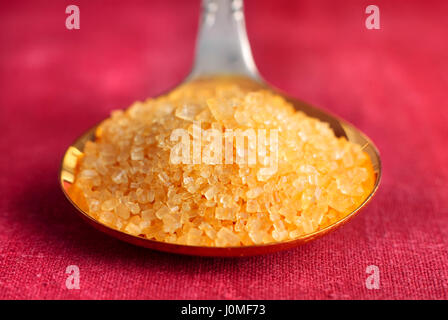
left=71, top=78, right=375, bottom=247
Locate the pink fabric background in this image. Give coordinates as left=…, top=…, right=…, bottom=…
left=0, top=0, right=447, bottom=300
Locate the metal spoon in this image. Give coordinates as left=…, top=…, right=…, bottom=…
left=59, top=0, right=381, bottom=257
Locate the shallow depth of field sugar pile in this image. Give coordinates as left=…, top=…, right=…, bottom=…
left=70, top=78, right=375, bottom=247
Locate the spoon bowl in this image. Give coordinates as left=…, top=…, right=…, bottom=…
left=59, top=0, right=381, bottom=257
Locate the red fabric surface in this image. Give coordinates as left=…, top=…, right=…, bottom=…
left=0, top=0, right=447, bottom=300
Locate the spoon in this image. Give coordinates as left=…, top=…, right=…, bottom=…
left=59, top=0, right=381, bottom=257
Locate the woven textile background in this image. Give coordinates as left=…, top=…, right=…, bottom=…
left=0, top=0, right=447, bottom=299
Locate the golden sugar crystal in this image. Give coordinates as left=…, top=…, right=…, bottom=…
left=186, top=228, right=204, bottom=245
left=71, top=78, right=375, bottom=247
left=125, top=222, right=142, bottom=236
left=175, top=103, right=201, bottom=121
left=101, top=199, right=116, bottom=212
left=215, top=206, right=238, bottom=220
left=98, top=211, right=115, bottom=226
left=216, top=227, right=241, bottom=247
left=116, top=203, right=130, bottom=220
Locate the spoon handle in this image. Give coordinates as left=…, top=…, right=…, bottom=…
left=188, top=0, right=261, bottom=80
